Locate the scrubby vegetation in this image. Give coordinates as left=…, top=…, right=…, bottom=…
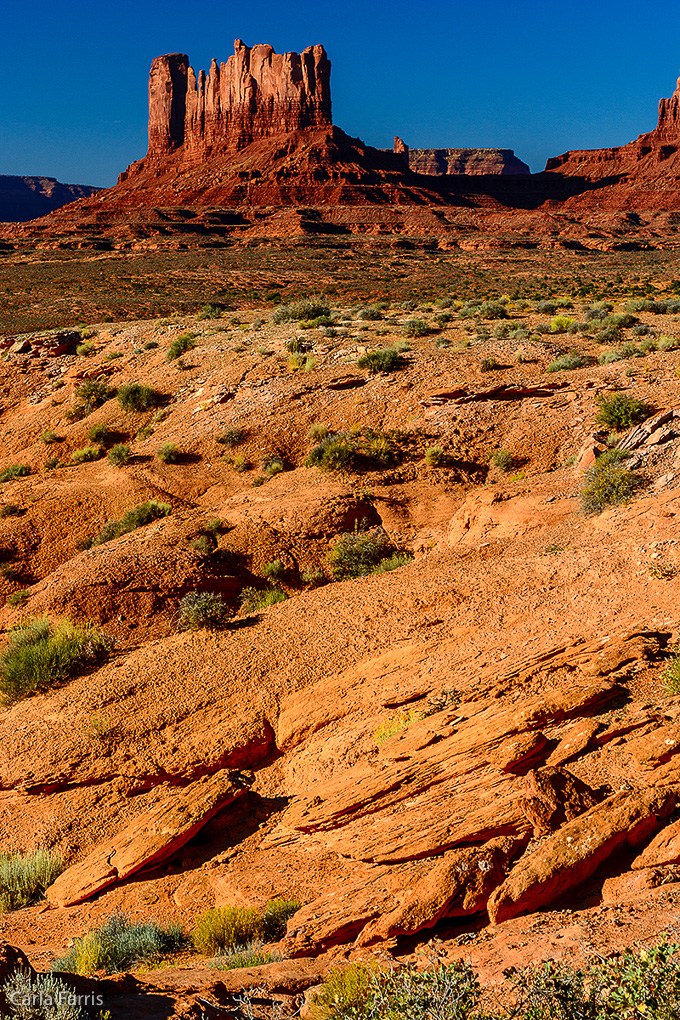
left=374, top=708, right=421, bottom=747
left=71, top=446, right=101, bottom=464
left=117, top=382, right=164, bottom=411
left=0, top=464, right=30, bottom=483
left=156, top=442, right=181, bottom=464
left=90, top=500, right=172, bottom=547
left=107, top=443, right=131, bottom=466
left=596, top=393, right=652, bottom=430
left=357, top=347, right=402, bottom=372
left=0, top=849, right=63, bottom=911
left=192, top=898, right=300, bottom=956
left=581, top=458, right=639, bottom=515
left=177, top=591, right=229, bottom=630
left=239, top=587, right=288, bottom=614
left=312, top=941, right=680, bottom=1020
left=2, top=971, right=94, bottom=1020
left=327, top=527, right=397, bottom=579
left=0, top=618, right=110, bottom=705
left=53, top=911, right=186, bottom=974
left=166, top=331, right=197, bottom=361
left=306, top=430, right=398, bottom=473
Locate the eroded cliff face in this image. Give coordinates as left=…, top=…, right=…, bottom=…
left=146, top=40, right=332, bottom=163
left=408, top=147, right=530, bottom=176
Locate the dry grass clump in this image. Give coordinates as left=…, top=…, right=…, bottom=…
left=53, top=911, right=186, bottom=974
left=192, top=899, right=300, bottom=956
left=0, top=849, right=63, bottom=911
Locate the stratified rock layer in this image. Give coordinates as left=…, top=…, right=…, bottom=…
left=408, top=147, right=530, bottom=175
left=144, top=40, right=331, bottom=165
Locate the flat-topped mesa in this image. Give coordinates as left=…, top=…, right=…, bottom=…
left=146, top=40, right=332, bottom=162
left=408, top=147, right=530, bottom=176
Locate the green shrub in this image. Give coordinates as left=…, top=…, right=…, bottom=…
left=260, top=897, right=301, bottom=940
left=491, top=448, right=514, bottom=471
left=658, top=334, right=678, bottom=350
left=3, top=971, right=91, bottom=1019
left=75, top=341, right=96, bottom=356
left=374, top=709, right=421, bottom=747
left=75, top=380, right=113, bottom=412
left=178, top=591, right=229, bottom=630
left=312, top=962, right=382, bottom=1019
left=262, top=455, right=284, bottom=477
left=357, top=348, right=402, bottom=373
left=549, top=315, right=575, bottom=334
left=7, top=590, right=30, bottom=607
left=217, top=428, right=245, bottom=446
left=41, top=430, right=58, bottom=444
left=0, top=849, right=63, bottom=911
left=662, top=653, right=680, bottom=694
left=327, top=527, right=394, bottom=579
left=356, top=306, right=383, bottom=321
left=478, top=301, right=508, bottom=319
left=71, top=446, right=101, bottom=464
left=424, top=445, right=445, bottom=467
left=197, top=303, right=224, bottom=320
left=53, top=911, right=186, bottom=974
left=108, top=443, right=131, bottom=467
left=117, top=383, right=163, bottom=411
left=157, top=442, right=181, bottom=464
left=208, top=940, right=282, bottom=971
left=547, top=353, right=588, bottom=372
left=308, top=424, right=330, bottom=443
left=0, top=464, right=30, bottom=483
left=273, top=300, right=330, bottom=323
left=0, top=617, right=110, bottom=705
left=480, top=356, right=499, bottom=372
left=288, top=352, right=305, bottom=372
left=192, top=906, right=261, bottom=956
left=301, top=567, right=326, bottom=587
left=0, top=503, right=21, bottom=517
left=596, top=393, right=652, bottom=429
left=239, top=587, right=288, bottom=614
left=371, top=552, right=414, bottom=574
left=167, top=332, right=197, bottom=361
left=91, top=500, right=172, bottom=546
left=581, top=460, right=639, bottom=515
left=262, top=559, right=286, bottom=582
left=403, top=318, right=430, bottom=337
left=86, top=424, right=111, bottom=445
left=306, top=430, right=397, bottom=473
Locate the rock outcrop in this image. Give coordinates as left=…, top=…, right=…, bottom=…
left=407, top=147, right=530, bottom=175
left=143, top=40, right=332, bottom=166
left=0, top=176, right=100, bottom=223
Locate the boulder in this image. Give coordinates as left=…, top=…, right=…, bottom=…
left=518, top=767, right=601, bottom=836
left=488, top=787, right=678, bottom=924
left=46, top=770, right=251, bottom=907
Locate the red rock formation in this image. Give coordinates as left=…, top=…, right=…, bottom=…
left=144, top=40, right=331, bottom=166
left=408, top=147, right=530, bottom=176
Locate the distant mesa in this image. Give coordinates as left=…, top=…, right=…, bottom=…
left=392, top=137, right=530, bottom=176
left=0, top=175, right=101, bottom=223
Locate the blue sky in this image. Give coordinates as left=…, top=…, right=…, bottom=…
left=2, top=0, right=680, bottom=186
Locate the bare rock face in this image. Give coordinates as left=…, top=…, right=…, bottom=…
left=408, top=148, right=530, bottom=176
left=146, top=40, right=332, bottom=163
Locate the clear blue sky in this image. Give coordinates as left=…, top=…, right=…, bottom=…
left=2, top=0, right=680, bottom=186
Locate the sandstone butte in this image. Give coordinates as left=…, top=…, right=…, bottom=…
left=4, top=40, right=680, bottom=248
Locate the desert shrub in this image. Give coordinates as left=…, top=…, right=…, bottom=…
left=41, top=430, right=58, bottom=444
left=274, top=299, right=330, bottom=323
left=260, top=897, right=301, bottom=940
left=547, top=353, right=588, bottom=372
left=75, top=341, right=95, bottom=356
left=239, top=587, right=288, bottom=614
left=593, top=325, right=622, bottom=344
left=156, top=442, right=181, bottom=464
left=327, top=527, right=394, bottom=579
left=478, top=301, right=508, bottom=319
left=581, top=460, right=639, bottom=515
left=308, top=423, right=330, bottom=443
left=304, top=355, right=317, bottom=371
left=208, top=940, right=283, bottom=971
left=424, top=445, right=445, bottom=466
left=596, top=393, right=652, bottom=429
left=2, top=970, right=90, bottom=1019
left=192, top=536, right=213, bottom=556
left=192, top=906, right=261, bottom=956
left=217, top=428, right=245, bottom=446
left=71, top=446, right=101, bottom=464
left=403, top=317, right=430, bottom=337
left=53, top=911, right=186, bottom=974
left=0, top=849, right=63, bottom=911
left=658, top=334, right=678, bottom=350
left=86, top=424, right=112, bottom=445
left=166, top=332, right=196, bottom=361
left=262, top=559, right=286, bottom=582
left=480, top=356, right=499, bottom=372
left=117, top=382, right=163, bottom=411
left=491, top=448, right=514, bottom=471
left=284, top=336, right=315, bottom=354
left=357, top=347, right=402, bottom=373
left=549, top=315, right=575, bottom=334
left=75, top=380, right=113, bottom=412
left=663, top=653, right=680, bottom=694
left=197, top=303, right=225, bottom=320
left=91, top=500, right=172, bottom=546
left=288, top=352, right=305, bottom=372
left=374, top=709, right=421, bottom=747
left=0, top=504, right=21, bottom=517
left=301, top=566, right=326, bottom=587
left=108, top=443, right=131, bottom=467
left=608, top=312, right=638, bottom=328
left=231, top=454, right=251, bottom=472
left=301, top=315, right=334, bottom=329
left=356, top=306, right=383, bottom=321
left=7, top=591, right=30, bottom=607
left=371, top=552, right=414, bottom=574
left=0, top=617, right=109, bottom=705
left=306, top=430, right=397, bottom=473
left=178, top=591, right=229, bottom=630
left=534, top=300, right=557, bottom=314
left=0, top=465, right=30, bottom=483
left=262, top=455, right=284, bottom=477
